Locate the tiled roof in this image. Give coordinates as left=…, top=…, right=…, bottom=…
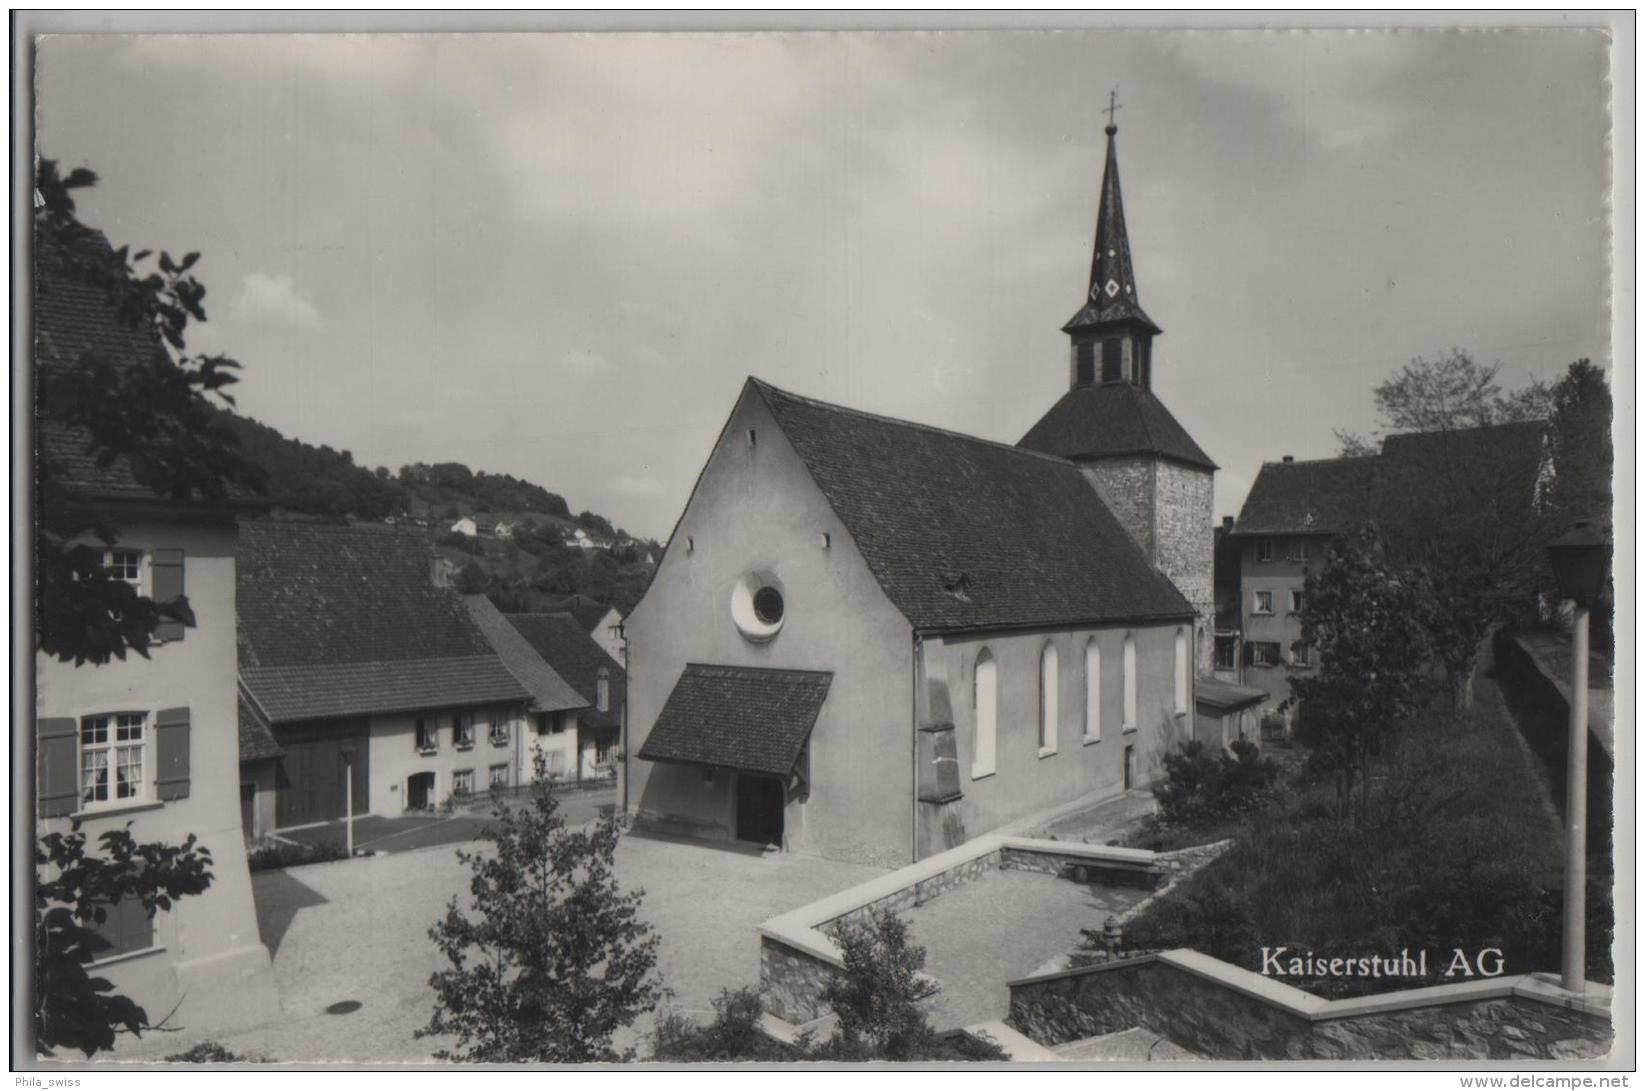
left=504, top=612, right=625, bottom=729
left=237, top=690, right=284, bottom=762
left=238, top=519, right=496, bottom=668
left=241, top=657, right=529, bottom=724
left=1234, top=457, right=1380, bottom=536
left=1017, top=383, right=1216, bottom=470
left=752, top=379, right=1195, bottom=631
left=461, top=595, right=587, bottom=713
left=1194, top=678, right=1268, bottom=712
left=546, top=595, right=614, bottom=635
left=1377, top=421, right=1549, bottom=509
left=638, top=664, right=832, bottom=775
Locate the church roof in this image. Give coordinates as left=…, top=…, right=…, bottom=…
left=751, top=378, right=1195, bottom=632
left=1063, top=124, right=1160, bottom=335
left=1234, top=456, right=1379, bottom=535
left=1016, top=382, right=1217, bottom=470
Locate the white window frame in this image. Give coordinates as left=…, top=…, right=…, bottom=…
left=1289, top=589, right=1305, bottom=614
left=1256, top=539, right=1274, bottom=563
left=1083, top=640, right=1102, bottom=744
left=1291, top=642, right=1312, bottom=668
left=79, top=711, right=149, bottom=810
left=488, top=711, right=510, bottom=747
left=489, top=763, right=510, bottom=788
left=453, top=713, right=475, bottom=750
left=415, top=716, right=439, bottom=754
left=1174, top=629, right=1190, bottom=714
left=1288, top=539, right=1309, bottom=562
left=1038, top=642, right=1059, bottom=756
left=1251, top=641, right=1282, bottom=668
left=1253, top=590, right=1274, bottom=615
left=1122, top=635, right=1138, bottom=732
left=596, top=670, right=610, bottom=713
left=452, top=768, right=475, bottom=796
left=103, top=548, right=145, bottom=588
left=971, top=649, right=997, bottom=779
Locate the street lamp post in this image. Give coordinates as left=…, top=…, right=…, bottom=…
left=1546, top=521, right=1611, bottom=994
left=340, top=745, right=356, bottom=858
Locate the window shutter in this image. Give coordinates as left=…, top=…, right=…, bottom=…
left=152, top=548, right=186, bottom=642
left=1241, top=642, right=1254, bottom=667
left=155, top=706, right=190, bottom=801
left=38, top=717, right=79, bottom=818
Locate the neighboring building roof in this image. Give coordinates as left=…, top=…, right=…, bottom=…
left=461, top=595, right=587, bottom=713
left=237, top=519, right=527, bottom=721
left=546, top=595, right=613, bottom=635
left=504, top=612, right=626, bottom=729
left=237, top=690, right=284, bottom=762
left=753, top=378, right=1195, bottom=632
left=1377, top=421, right=1549, bottom=510
left=1195, top=678, right=1268, bottom=712
left=1234, top=457, right=1380, bottom=536
left=638, top=664, right=833, bottom=776
left=241, top=657, right=529, bottom=724
left=1016, top=382, right=1217, bottom=470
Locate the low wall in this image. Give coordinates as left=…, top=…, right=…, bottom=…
left=759, top=834, right=1168, bottom=1023
left=1008, top=949, right=1614, bottom=1061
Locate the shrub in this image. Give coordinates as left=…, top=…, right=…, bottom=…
left=1153, top=738, right=1280, bottom=828
left=247, top=839, right=347, bottom=873
left=164, top=1041, right=272, bottom=1063
left=651, top=988, right=800, bottom=1062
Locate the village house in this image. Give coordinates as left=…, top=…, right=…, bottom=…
left=236, top=520, right=532, bottom=831
left=502, top=613, right=627, bottom=783
left=626, top=121, right=1211, bottom=867
left=449, top=515, right=479, bottom=538
left=34, top=230, right=279, bottom=1035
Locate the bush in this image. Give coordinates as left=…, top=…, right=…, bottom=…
left=651, top=988, right=800, bottom=1062
left=164, top=1041, right=272, bottom=1063
left=247, top=840, right=347, bottom=873
left=1153, top=738, right=1280, bottom=828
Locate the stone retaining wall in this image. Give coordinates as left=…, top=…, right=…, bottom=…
left=760, top=935, right=841, bottom=1023
left=826, top=847, right=1003, bottom=933
left=1008, top=952, right=1613, bottom=1061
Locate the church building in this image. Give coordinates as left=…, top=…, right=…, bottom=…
left=625, top=120, right=1215, bottom=867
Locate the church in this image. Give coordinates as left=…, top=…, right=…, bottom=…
left=625, top=119, right=1216, bottom=868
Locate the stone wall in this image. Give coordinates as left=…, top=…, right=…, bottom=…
left=826, top=848, right=1004, bottom=933
left=1000, top=845, right=1162, bottom=890
left=760, top=936, right=839, bottom=1023
left=1008, top=954, right=1613, bottom=1061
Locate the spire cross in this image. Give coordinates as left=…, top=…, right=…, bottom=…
left=1104, top=89, right=1121, bottom=128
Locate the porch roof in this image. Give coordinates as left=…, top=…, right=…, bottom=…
left=638, top=663, right=833, bottom=776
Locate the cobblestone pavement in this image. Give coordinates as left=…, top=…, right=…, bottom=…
left=904, top=869, right=1155, bottom=1031
left=130, top=831, right=881, bottom=1064
left=1031, top=790, right=1160, bottom=844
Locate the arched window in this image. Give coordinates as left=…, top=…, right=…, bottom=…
left=1122, top=634, right=1138, bottom=731
left=972, top=649, right=997, bottom=778
left=1084, top=639, right=1101, bottom=742
left=1038, top=643, right=1059, bottom=754
left=1174, top=628, right=1189, bottom=713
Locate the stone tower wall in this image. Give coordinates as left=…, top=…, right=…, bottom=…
left=1080, top=457, right=1215, bottom=675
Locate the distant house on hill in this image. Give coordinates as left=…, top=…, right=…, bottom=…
left=504, top=613, right=627, bottom=783
left=493, top=520, right=517, bottom=540
left=451, top=515, right=479, bottom=538
left=237, top=521, right=531, bottom=825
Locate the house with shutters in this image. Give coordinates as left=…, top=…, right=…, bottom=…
left=33, top=230, right=280, bottom=1039
left=625, top=119, right=1212, bottom=867
left=236, top=520, right=532, bottom=827
left=501, top=612, right=627, bottom=783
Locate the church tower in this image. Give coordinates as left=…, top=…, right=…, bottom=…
left=1018, top=112, right=1217, bottom=673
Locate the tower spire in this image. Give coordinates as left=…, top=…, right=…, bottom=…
left=1062, top=107, right=1160, bottom=389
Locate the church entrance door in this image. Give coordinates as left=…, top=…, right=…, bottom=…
left=735, top=773, right=784, bottom=846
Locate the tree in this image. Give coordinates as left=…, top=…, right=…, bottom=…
left=1546, top=358, right=1613, bottom=526
left=1289, top=527, right=1433, bottom=823
left=36, top=824, right=214, bottom=1056
left=418, top=755, right=659, bottom=1062
left=1334, top=349, right=1551, bottom=456
left=34, top=159, right=265, bottom=665
left=819, top=908, right=972, bottom=1062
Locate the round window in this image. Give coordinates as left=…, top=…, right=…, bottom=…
left=730, top=570, right=785, bottom=642
left=753, top=586, right=784, bottom=625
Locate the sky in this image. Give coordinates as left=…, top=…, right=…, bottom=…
left=34, top=29, right=1612, bottom=539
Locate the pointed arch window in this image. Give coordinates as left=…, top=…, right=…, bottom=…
left=1174, top=628, right=1190, bottom=713
left=1122, top=634, right=1138, bottom=732
left=1038, top=642, right=1059, bottom=756
left=1084, top=639, right=1102, bottom=743
left=972, top=649, right=997, bottom=779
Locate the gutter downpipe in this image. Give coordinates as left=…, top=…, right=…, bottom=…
left=912, top=630, right=922, bottom=865
left=619, top=621, right=630, bottom=817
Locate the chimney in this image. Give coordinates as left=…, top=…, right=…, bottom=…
left=1282, top=455, right=1295, bottom=463
left=431, top=556, right=456, bottom=589
left=1222, top=516, right=1235, bottom=531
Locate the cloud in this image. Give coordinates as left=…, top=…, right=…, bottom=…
left=608, top=475, right=666, bottom=498
left=233, top=272, right=322, bottom=328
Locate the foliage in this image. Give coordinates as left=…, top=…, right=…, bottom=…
left=164, top=1040, right=272, bottom=1063
left=246, top=839, right=348, bottom=873
left=1153, top=738, right=1281, bottom=828
left=1124, top=678, right=1579, bottom=998
left=651, top=988, right=803, bottom=1062
left=399, top=461, right=570, bottom=519
left=1545, top=359, right=1612, bottom=525
left=34, top=160, right=267, bottom=665
left=811, top=908, right=1005, bottom=1062
left=220, top=411, right=407, bottom=520
left=1334, top=349, right=1552, bottom=454
left=1290, top=527, right=1433, bottom=822
left=418, top=754, right=659, bottom=1062
left=35, top=824, right=215, bottom=1056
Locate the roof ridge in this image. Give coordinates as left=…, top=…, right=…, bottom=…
left=749, top=377, right=1078, bottom=471
left=683, top=661, right=835, bottom=678
left=1125, top=383, right=1160, bottom=453
left=1383, top=419, right=1550, bottom=444
left=1257, top=455, right=1375, bottom=469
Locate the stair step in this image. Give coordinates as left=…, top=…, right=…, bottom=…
left=960, top=1020, right=1064, bottom=1061
left=1053, top=1026, right=1202, bottom=1061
